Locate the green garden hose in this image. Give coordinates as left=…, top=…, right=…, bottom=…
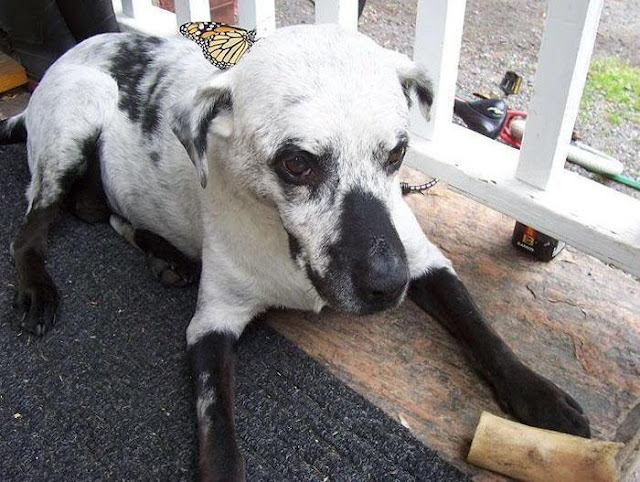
left=607, top=174, right=640, bottom=190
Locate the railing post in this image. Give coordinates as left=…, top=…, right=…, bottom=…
left=409, top=0, right=466, bottom=141
left=121, top=0, right=153, bottom=18
left=516, top=0, right=603, bottom=190
left=237, top=0, right=276, bottom=36
left=314, top=0, right=359, bottom=31
left=175, top=0, right=211, bottom=26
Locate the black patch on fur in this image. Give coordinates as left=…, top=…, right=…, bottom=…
left=149, top=151, right=160, bottom=165
left=305, top=263, right=326, bottom=297
left=272, top=139, right=338, bottom=201
left=408, top=267, right=591, bottom=437
left=0, top=116, right=27, bottom=144
left=414, top=82, right=433, bottom=109
left=66, top=135, right=111, bottom=223
left=189, top=332, right=245, bottom=480
left=408, top=267, right=521, bottom=382
left=286, top=230, right=302, bottom=262
left=133, top=229, right=201, bottom=283
left=56, top=163, right=87, bottom=199
left=193, top=91, right=232, bottom=159
left=172, top=109, right=193, bottom=155
left=401, top=83, right=413, bottom=109
left=311, top=189, right=408, bottom=314
left=64, top=133, right=111, bottom=223
left=373, top=132, right=409, bottom=166
left=401, top=71, right=433, bottom=110
left=58, top=135, right=95, bottom=193
left=109, top=35, right=165, bottom=127
left=396, top=133, right=409, bottom=149
left=141, top=66, right=169, bottom=136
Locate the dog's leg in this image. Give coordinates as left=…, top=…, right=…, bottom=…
left=11, top=203, right=61, bottom=335
left=134, top=229, right=201, bottom=287
left=109, top=215, right=200, bottom=287
left=10, top=68, right=119, bottom=335
left=408, top=266, right=591, bottom=437
left=11, top=132, right=107, bottom=335
left=394, top=199, right=590, bottom=436
left=189, top=331, right=244, bottom=482
left=186, top=299, right=255, bottom=482
left=64, top=137, right=111, bottom=224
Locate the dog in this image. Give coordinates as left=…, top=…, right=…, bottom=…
left=0, top=24, right=589, bottom=481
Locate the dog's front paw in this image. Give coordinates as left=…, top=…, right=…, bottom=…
left=495, top=364, right=590, bottom=438
left=13, top=280, right=59, bottom=336
left=199, top=448, right=246, bottom=482
left=146, top=253, right=198, bottom=287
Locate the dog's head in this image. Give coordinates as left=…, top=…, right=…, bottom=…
left=173, top=24, right=433, bottom=314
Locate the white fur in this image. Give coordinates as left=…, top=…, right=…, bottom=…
left=19, top=25, right=450, bottom=345
left=196, top=385, right=216, bottom=435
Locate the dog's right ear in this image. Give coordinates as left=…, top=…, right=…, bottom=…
left=385, top=50, right=434, bottom=121
left=171, top=71, right=234, bottom=188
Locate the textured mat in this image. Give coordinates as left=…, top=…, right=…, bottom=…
left=0, top=143, right=467, bottom=481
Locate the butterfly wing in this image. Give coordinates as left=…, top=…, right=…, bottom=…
left=180, top=21, right=223, bottom=43
left=203, top=31, right=252, bottom=69
left=180, top=22, right=256, bottom=70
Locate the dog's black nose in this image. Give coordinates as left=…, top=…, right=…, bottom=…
left=361, top=247, right=408, bottom=304
left=322, top=189, right=409, bottom=314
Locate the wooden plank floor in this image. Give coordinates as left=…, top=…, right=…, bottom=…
left=267, top=167, right=640, bottom=480
left=0, top=53, right=27, bottom=94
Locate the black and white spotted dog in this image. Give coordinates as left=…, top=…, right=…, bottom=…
left=1, top=24, right=589, bottom=480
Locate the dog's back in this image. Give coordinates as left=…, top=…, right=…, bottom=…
left=22, top=33, right=220, bottom=258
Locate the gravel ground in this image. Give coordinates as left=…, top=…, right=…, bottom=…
left=276, top=0, right=639, bottom=199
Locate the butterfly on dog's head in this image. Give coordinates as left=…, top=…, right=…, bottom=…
left=179, top=21, right=257, bottom=70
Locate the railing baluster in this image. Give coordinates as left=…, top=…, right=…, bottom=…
left=516, top=0, right=603, bottom=190
left=175, top=0, right=211, bottom=26
left=314, top=0, right=358, bottom=31
left=237, top=0, right=275, bottom=36
left=409, top=0, right=466, bottom=142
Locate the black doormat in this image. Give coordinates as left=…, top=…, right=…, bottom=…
left=0, top=143, right=468, bottom=481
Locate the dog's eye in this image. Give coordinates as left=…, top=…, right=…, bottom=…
left=274, top=147, right=320, bottom=186
left=385, top=146, right=406, bottom=174
left=282, top=154, right=313, bottom=179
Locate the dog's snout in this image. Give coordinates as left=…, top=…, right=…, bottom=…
left=306, top=189, right=409, bottom=314
left=327, top=189, right=409, bottom=312
left=361, top=246, right=408, bottom=303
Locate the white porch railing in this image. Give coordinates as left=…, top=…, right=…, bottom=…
left=112, top=0, right=640, bottom=278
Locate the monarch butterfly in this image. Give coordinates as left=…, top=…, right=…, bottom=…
left=179, top=22, right=257, bottom=70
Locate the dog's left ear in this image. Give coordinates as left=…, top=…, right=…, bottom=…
left=389, top=52, right=434, bottom=121
left=171, top=71, right=234, bottom=188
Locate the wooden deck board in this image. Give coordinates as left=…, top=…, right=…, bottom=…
left=267, top=166, right=640, bottom=479
left=0, top=53, right=27, bottom=94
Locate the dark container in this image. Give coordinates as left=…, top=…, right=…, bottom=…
left=512, top=222, right=565, bottom=261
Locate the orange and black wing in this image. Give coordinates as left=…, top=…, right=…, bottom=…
left=180, top=22, right=256, bottom=69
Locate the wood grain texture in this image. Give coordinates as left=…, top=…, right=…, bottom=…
left=0, top=54, right=27, bottom=94
left=267, top=166, right=640, bottom=479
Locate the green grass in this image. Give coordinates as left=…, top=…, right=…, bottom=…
left=581, top=57, right=640, bottom=126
